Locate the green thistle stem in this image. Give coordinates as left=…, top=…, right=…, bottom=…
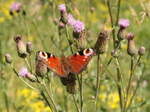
left=65, top=25, right=74, bottom=53
left=115, top=58, right=123, bottom=112
left=115, top=0, right=121, bottom=26
left=72, top=95, right=80, bottom=112
left=124, top=56, right=142, bottom=112
left=3, top=92, right=9, bottom=112
left=41, top=91, right=54, bottom=112
left=41, top=80, right=58, bottom=112
left=24, top=58, right=31, bottom=72
left=106, top=0, right=116, bottom=48
left=95, top=54, right=100, bottom=110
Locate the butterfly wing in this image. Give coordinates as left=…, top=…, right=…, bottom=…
left=67, top=48, right=95, bottom=74
left=46, top=54, right=68, bottom=77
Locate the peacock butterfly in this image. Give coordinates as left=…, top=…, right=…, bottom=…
left=37, top=48, right=95, bottom=77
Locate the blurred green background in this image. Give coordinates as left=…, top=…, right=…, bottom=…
left=0, top=0, right=150, bottom=112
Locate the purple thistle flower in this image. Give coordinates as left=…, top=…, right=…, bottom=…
left=19, top=67, right=29, bottom=77
left=119, top=19, right=130, bottom=29
left=10, top=2, right=22, bottom=12
left=67, top=14, right=76, bottom=26
left=58, top=4, right=66, bottom=13
left=73, top=20, right=85, bottom=33
left=127, top=32, right=134, bottom=40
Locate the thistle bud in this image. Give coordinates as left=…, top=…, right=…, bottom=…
left=138, top=46, right=145, bottom=56
left=127, top=33, right=137, bottom=56
left=26, top=42, right=33, bottom=54
left=5, top=53, right=12, bottom=64
left=59, top=4, right=68, bottom=24
left=35, top=51, right=48, bottom=77
left=14, top=36, right=27, bottom=58
left=94, top=30, right=108, bottom=54
left=126, top=32, right=134, bottom=40
left=73, top=30, right=85, bottom=40
left=26, top=73, right=37, bottom=82
left=58, top=22, right=65, bottom=29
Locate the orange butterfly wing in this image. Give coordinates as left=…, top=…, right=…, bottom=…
left=67, top=53, right=92, bottom=74
left=47, top=56, right=67, bottom=77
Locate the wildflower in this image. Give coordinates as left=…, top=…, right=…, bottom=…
left=58, top=4, right=66, bottom=13
left=5, top=53, right=12, bottom=64
left=67, top=14, right=76, bottom=26
left=138, top=46, right=146, bottom=56
left=118, top=19, right=130, bottom=29
left=117, top=19, right=130, bottom=40
left=99, top=93, right=107, bottom=102
left=107, top=92, right=120, bottom=109
left=73, top=20, right=85, bottom=33
left=72, top=20, right=85, bottom=39
left=10, top=2, right=22, bottom=15
left=19, top=67, right=29, bottom=77
left=26, top=42, right=33, bottom=54
left=94, top=30, right=108, bottom=54
left=59, top=4, right=68, bottom=24
left=14, top=35, right=27, bottom=58
left=127, top=33, right=137, bottom=56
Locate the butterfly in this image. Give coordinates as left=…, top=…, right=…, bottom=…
left=36, top=48, right=95, bottom=93
left=36, top=48, right=95, bottom=77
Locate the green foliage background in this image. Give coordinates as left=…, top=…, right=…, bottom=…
left=0, top=0, right=150, bottom=112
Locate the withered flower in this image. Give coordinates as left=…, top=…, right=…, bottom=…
left=14, top=35, right=27, bottom=58
left=26, top=42, right=33, bottom=54
left=35, top=51, right=48, bottom=77
left=138, top=46, right=146, bottom=56
left=94, top=30, right=108, bottom=54
left=5, top=53, right=12, bottom=64
left=127, top=33, right=137, bottom=56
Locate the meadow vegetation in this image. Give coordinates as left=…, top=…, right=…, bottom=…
left=0, top=0, right=150, bottom=112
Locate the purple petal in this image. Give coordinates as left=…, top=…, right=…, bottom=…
left=19, top=67, right=28, bottom=77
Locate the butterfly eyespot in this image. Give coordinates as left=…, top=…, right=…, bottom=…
left=42, top=52, right=46, bottom=57
left=39, top=51, right=48, bottom=59
left=74, top=52, right=79, bottom=56
left=51, top=55, right=56, bottom=58
left=85, top=49, right=90, bottom=54
left=83, top=48, right=94, bottom=56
